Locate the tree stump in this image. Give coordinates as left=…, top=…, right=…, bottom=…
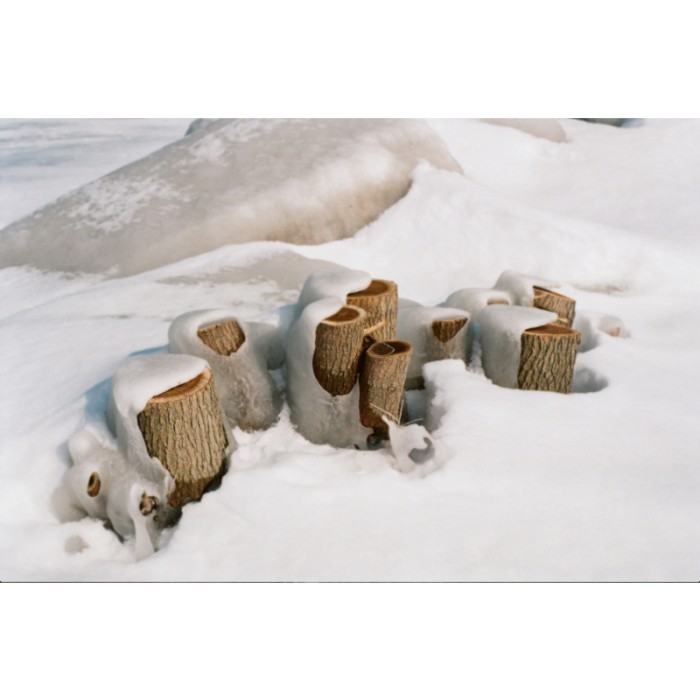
left=197, top=319, right=246, bottom=355
left=137, top=368, right=229, bottom=508
left=533, top=286, right=576, bottom=327
left=518, top=324, right=581, bottom=393
left=360, top=340, right=413, bottom=440
left=313, top=305, right=367, bottom=396
left=347, top=279, right=398, bottom=341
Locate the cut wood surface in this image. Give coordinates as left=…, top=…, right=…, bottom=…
left=360, top=340, right=412, bottom=439
left=431, top=317, right=467, bottom=344
left=347, top=279, right=398, bottom=341
left=533, top=286, right=576, bottom=327
left=313, top=305, right=366, bottom=396
left=518, top=323, right=581, bottom=393
left=197, top=319, right=246, bottom=355
left=137, top=368, right=229, bottom=508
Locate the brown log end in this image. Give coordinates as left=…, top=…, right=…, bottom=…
left=431, top=317, right=467, bottom=343
left=518, top=323, right=581, bottom=393
left=137, top=368, right=229, bottom=508
left=313, top=305, right=366, bottom=396
left=87, top=472, right=101, bottom=498
left=533, top=286, right=576, bottom=327
left=347, top=279, right=398, bottom=341
left=197, top=319, right=246, bottom=356
left=359, top=340, right=413, bottom=439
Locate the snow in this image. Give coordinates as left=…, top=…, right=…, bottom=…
left=493, top=270, right=560, bottom=306
left=296, top=268, right=372, bottom=315
left=1, top=118, right=700, bottom=581
left=0, top=119, right=461, bottom=276
left=168, top=309, right=282, bottom=430
left=443, top=287, right=511, bottom=316
left=478, top=305, right=558, bottom=388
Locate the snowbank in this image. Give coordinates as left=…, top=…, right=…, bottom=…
left=0, top=119, right=462, bottom=276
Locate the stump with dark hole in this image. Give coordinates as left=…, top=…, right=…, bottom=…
left=347, top=279, right=398, bottom=341
left=533, top=286, right=576, bottom=327
left=137, top=368, right=229, bottom=508
left=518, top=323, right=581, bottom=393
left=313, top=305, right=367, bottom=396
left=360, top=340, right=413, bottom=440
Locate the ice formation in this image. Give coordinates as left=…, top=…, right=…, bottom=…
left=444, top=287, right=511, bottom=317
left=285, top=297, right=370, bottom=448
left=493, top=270, right=560, bottom=306
left=397, top=306, right=470, bottom=388
left=66, top=428, right=169, bottom=560
left=0, top=119, right=462, bottom=275
left=478, top=305, right=558, bottom=388
left=296, top=268, right=372, bottom=317
left=168, top=309, right=282, bottom=430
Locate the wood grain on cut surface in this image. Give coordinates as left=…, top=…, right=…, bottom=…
left=518, top=324, right=580, bottom=393
left=313, top=305, right=366, bottom=396
left=197, top=319, right=246, bottom=356
left=533, top=286, right=576, bottom=327
left=347, top=279, right=398, bottom=341
left=360, top=340, right=412, bottom=439
left=137, top=368, right=229, bottom=508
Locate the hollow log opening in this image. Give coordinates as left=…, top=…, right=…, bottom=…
left=533, top=286, right=576, bottom=327
left=197, top=319, right=246, bottom=356
left=518, top=323, right=581, bottom=393
left=137, top=368, right=229, bottom=508
left=313, top=304, right=366, bottom=396
left=360, top=340, right=413, bottom=440
left=347, top=278, right=398, bottom=341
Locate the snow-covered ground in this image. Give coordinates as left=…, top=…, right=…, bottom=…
left=1, top=118, right=698, bottom=581
left=0, top=119, right=191, bottom=228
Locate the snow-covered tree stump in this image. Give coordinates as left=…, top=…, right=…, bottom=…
left=137, top=368, right=229, bottom=508
left=518, top=324, right=581, bottom=393
left=313, top=305, right=367, bottom=396
left=347, top=279, right=398, bottom=341
left=360, top=340, right=413, bottom=440
left=430, top=317, right=468, bottom=354
left=197, top=319, right=246, bottom=355
left=533, top=286, right=576, bottom=327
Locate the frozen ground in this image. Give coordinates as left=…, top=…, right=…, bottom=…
left=0, top=119, right=191, bottom=228
left=0, top=118, right=698, bottom=581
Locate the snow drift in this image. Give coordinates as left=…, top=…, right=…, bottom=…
left=0, top=119, right=462, bottom=276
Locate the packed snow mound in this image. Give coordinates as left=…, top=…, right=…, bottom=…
left=480, top=119, right=568, bottom=143
left=0, top=119, right=462, bottom=276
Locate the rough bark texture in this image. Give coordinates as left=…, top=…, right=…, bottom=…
left=197, top=319, right=246, bottom=356
left=360, top=340, right=413, bottom=439
left=427, top=317, right=469, bottom=363
left=313, top=305, right=367, bottom=396
left=347, top=279, right=398, bottom=341
left=518, top=324, right=581, bottom=393
left=137, top=368, right=229, bottom=508
left=533, top=286, right=576, bottom=327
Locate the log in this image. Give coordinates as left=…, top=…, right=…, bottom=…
left=197, top=319, right=246, bottom=356
left=518, top=324, right=581, bottom=393
left=359, top=340, right=413, bottom=440
left=313, top=305, right=367, bottom=396
left=347, top=279, right=398, bottom=341
left=533, top=286, right=576, bottom=327
left=137, top=368, right=229, bottom=508
left=431, top=317, right=467, bottom=344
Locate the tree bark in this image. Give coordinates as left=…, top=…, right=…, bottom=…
left=533, top=286, right=576, bottom=327
left=360, top=340, right=413, bottom=439
left=137, top=368, right=229, bottom=508
left=518, top=324, right=581, bottom=393
left=313, top=305, right=367, bottom=396
left=347, top=279, right=398, bottom=341
left=197, top=319, right=246, bottom=355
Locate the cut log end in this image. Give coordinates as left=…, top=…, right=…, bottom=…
left=431, top=317, right=467, bottom=343
left=518, top=323, right=581, bottom=393
left=360, top=340, right=413, bottom=439
left=533, top=286, right=576, bottom=327
left=138, top=368, right=229, bottom=509
left=313, top=304, right=366, bottom=397
left=347, top=278, right=398, bottom=341
left=197, top=319, right=246, bottom=356
left=87, top=472, right=101, bottom=498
